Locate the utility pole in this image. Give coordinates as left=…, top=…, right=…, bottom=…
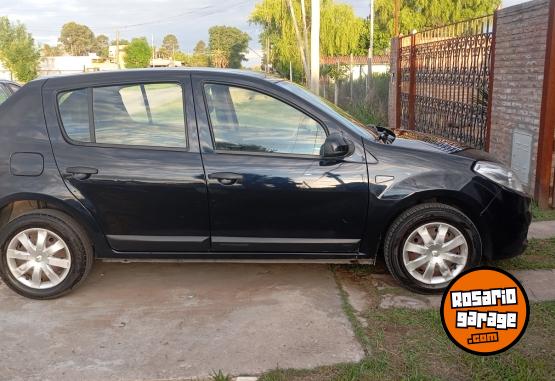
left=394, top=0, right=400, bottom=37
left=368, top=0, right=374, bottom=81
left=115, top=31, right=120, bottom=69
left=266, top=36, right=270, bottom=73
left=300, top=0, right=310, bottom=69
left=310, top=0, right=320, bottom=94
left=151, top=34, right=155, bottom=68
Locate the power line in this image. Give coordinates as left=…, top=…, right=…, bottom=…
left=20, top=0, right=252, bottom=34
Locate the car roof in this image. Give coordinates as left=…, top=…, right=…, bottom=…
left=38, top=68, right=283, bottom=88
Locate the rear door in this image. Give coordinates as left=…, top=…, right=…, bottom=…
left=43, top=74, right=210, bottom=254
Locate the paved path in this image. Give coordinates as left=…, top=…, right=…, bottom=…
left=341, top=268, right=555, bottom=312
left=528, top=220, right=555, bottom=239
left=0, top=262, right=363, bottom=381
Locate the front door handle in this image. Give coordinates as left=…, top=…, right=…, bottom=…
left=66, top=166, right=98, bottom=180
left=208, top=172, right=243, bottom=185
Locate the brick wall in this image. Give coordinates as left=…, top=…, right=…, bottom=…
left=488, top=0, right=551, bottom=194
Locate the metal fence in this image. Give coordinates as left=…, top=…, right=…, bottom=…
left=397, top=15, right=495, bottom=149
left=318, top=55, right=391, bottom=126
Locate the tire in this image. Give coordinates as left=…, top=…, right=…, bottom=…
left=0, top=209, right=93, bottom=299
left=383, top=203, right=481, bottom=294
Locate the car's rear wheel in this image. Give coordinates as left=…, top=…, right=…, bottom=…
left=0, top=209, right=93, bottom=299
left=384, top=203, right=481, bottom=293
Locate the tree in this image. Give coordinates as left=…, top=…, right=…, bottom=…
left=93, top=34, right=109, bottom=58
left=251, top=0, right=501, bottom=81
left=41, top=43, right=64, bottom=56
left=251, top=0, right=364, bottom=82
left=194, top=40, right=206, bottom=55
left=373, top=0, right=501, bottom=54
left=59, top=22, right=95, bottom=56
left=124, top=37, right=152, bottom=68
left=0, top=17, right=40, bottom=82
left=208, top=26, right=250, bottom=68
left=111, top=38, right=129, bottom=46
left=176, top=40, right=209, bottom=67
left=161, top=34, right=179, bottom=58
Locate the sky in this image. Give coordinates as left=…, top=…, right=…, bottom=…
left=1, top=0, right=529, bottom=66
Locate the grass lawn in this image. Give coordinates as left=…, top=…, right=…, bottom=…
left=258, top=249, right=555, bottom=381
left=259, top=295, right=555, bottom=381
left=531, top=203, right=555, bottom=221
left=491, top=238, right=555, bottom=270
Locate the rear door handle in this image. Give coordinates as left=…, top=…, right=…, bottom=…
left=208, top=172, right=243, bottom=185
left=66, top=166, right=98, bottom=180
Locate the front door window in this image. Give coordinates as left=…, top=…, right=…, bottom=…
left=204, top=84, right=326, bottom=155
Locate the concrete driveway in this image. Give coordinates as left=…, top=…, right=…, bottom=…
left=0, top=262, right=363, bottom=381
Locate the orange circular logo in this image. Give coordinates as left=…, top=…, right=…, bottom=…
left=440, top=267, right=529, bottom=355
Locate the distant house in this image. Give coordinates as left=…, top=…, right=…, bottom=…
left=39, top=54, right=110, bottom=76
left=321, top=55, right=391, bottom=79
left=108, top=45, right=127, bottom=68
left=151, top=58, right=182, bottom=68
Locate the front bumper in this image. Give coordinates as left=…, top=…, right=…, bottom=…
left=479, top=187, right=532, bottom=260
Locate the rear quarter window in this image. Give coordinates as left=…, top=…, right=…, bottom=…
left=58, top=88, right=91, bottom=142
left=0, top=85, right=12, bottom=105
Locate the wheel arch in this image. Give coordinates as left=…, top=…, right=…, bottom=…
left=370, top=189, right=492, bottom=260
left=0, top=193, right=108, bottom=257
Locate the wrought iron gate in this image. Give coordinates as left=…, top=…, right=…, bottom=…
left=396, top=15, right=495, bottom=150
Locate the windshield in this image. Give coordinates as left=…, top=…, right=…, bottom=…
left=276, top=81, right=378, bottom=139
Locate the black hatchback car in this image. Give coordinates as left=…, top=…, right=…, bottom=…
left=0, top=69, right=531, bottom=299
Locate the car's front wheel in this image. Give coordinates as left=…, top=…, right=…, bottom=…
left=384, top=203, right=482, bottom=293
left=0, top=209, right=93, bottom=299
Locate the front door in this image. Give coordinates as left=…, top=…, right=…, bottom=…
left=193, top=77, right=369, bottom=253
left=43, top=75, right=210, bottom=253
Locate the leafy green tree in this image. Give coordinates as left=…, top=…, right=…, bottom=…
left=41, top=43, right=64, bottom=56
left=93, top=34, right=109, bottom=58
left=0, top=17, right=40, bottom=82
left=252, top=0, right=501, bottom=78
left=176, top=40, right=210, bottom=67
left=208, top=26, right=250, bottom=68
left=373, top=0, right=501, bottom=54
left=194, top=40, right=206, bottom=55
left=123, top=37, right=152, bottom=68
left=161, top=34, right=179, bottom=58
left=251, top=0, right=364, bottom=82
left=111, top=38, right=129, bottom=46
left=59, top=22, right=95, bottom=55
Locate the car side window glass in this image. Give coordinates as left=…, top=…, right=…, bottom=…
left=93, top=83, right=186, bottom=148
left=0, top=85, right=12, bottom=105
left=58, top=88, right=91, bottom=142
left=8, top=84, right=19, bottom=93
left=204, top=84, right=326, bottom=155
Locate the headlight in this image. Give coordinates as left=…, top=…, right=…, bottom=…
left=473, top=161, right=526, bottom=194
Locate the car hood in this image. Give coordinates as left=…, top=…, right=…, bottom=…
left=388, top=129, right=494, bottom=161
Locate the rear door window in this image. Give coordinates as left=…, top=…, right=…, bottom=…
left=58, top=83, right=187, bottom=149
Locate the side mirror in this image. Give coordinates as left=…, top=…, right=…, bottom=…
left=376, top=125, right=396, bottom=144
left=320, top=132, right=355, bottom=159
